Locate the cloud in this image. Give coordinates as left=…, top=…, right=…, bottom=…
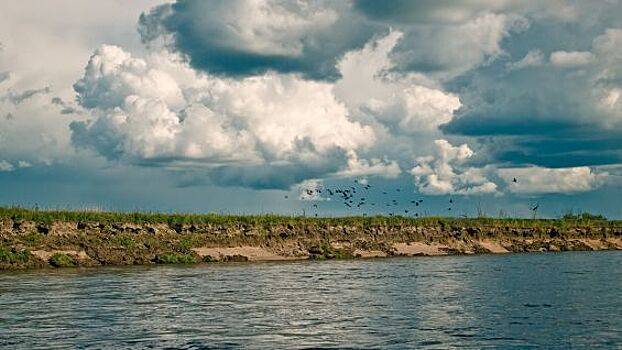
left=1, top=86, right=50, bottom=104
left=51, top=96, right=81, bottom=115
left=0, top=160, right=14, bottom=172
left=550, top=50, right=595, bottom=67
left=0, top=71, right=9, bottom=84
left=443, top=21, right=622, bottom=168
left=70, top=29, right=478, bottom=190
left=389, top=13, right=529, bottom=81
left=410, top=139, right=497, bottom=195
left=334, top=30, right=462, bottom=135
left=0, top=76, right=71, bottom=167
left=17, top=160, right=31, bottom=168
left=138, top=0, right=380, bottom=80
left=0, top=159, right=29, bottom=172
left=336, top=150, right=401, bottom=179
left=354, top=0, right=577, bottom=24
left=136, top=0, right=535, bottom=82
left=498, top=166, right=607, bottom=194
left=70, top=45, right=376, bottom=189
left=506, top=49, right=544, bottom=70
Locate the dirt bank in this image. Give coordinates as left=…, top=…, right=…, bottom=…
left=1, top=213, right=621, bottom=270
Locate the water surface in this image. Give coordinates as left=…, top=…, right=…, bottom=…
left=1, top=251, right=621, bottom=349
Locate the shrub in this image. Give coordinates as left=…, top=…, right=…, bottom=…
left=154, top=252, right=197, bottom=264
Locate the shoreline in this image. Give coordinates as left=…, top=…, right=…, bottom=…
left=1, top=207, right=621, bottom=270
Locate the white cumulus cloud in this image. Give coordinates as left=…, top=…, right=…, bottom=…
left=70, top=45, right=377, bottom=188
left=498, top=166, right=607, bottom=194
left=550, top=50, right=595, bottom=67
left=410, top=139, right=497, bottom=195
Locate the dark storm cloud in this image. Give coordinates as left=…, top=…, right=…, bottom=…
left=207, top=159, right=344, bottom=190
left=438, top=0, right=622, bottom=168
left=138, top=0, right=382, bottom=80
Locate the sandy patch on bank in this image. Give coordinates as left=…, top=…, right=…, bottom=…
left=353, top=249, right=387, bottom=258
left=31, top=250, right=90, bottom=261
left=477, top=240, right=510, bottom=253
left=605, top=238, right=622, bottom=249
left=392, top=242, right=447, bottom=256
left=578, top=239, right=609, bottom=250
left=193, top=246, right=300, bottom=261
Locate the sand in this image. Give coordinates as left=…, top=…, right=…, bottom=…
left=193, top=246, right=300, bottom=261
left=392, top=242, right=448, bottom=256
left=477, top=240, right=511, bottom=253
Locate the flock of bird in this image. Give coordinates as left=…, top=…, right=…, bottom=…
left=287, top=176, right=540, bottom=218
left=289, top=179, right=449, bottom=218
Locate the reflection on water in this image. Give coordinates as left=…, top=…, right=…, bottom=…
left=0, top=251, right=621, bottom=349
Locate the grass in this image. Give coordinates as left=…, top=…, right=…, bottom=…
left=0, top=206, right=618, bottom=230
left=48, top=253, right=75, bottom=268
left=308, top=241, right=353, bottom=260
left=0, top=247, right=33, bottom=265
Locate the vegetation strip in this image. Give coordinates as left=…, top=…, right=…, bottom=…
left=0, top=207, right=620, bottom=270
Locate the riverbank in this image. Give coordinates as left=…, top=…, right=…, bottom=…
left=1, top=207, right=621, bottom=270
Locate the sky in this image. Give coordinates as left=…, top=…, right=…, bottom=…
left=1, top=0, right=622, bottom=218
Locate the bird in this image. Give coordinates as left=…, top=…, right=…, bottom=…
left=449, top=199, right=453, bottom=204
left=513, top=177, right=518, bottom=183
left=531, top=203, right=539, bottom=211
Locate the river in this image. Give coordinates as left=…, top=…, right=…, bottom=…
left=1, top=251, right=621, bottom=349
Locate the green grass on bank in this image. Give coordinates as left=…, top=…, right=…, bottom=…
left=0, top=206, right=619, bottom=229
